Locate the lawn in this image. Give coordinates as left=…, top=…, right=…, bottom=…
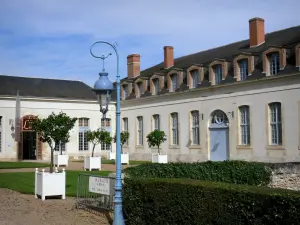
left=73, top=159, right=151, bottom=165
left=0, top=161, right=50, bottom=169
left=0, top=170, right=111, bottom=196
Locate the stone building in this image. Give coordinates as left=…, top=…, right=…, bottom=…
left=120, top=17, right=300, bottom=162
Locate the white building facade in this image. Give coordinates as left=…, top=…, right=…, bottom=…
left=0, top=76, right=116, bottom=161
left=120, top=17, right=300, bottom=163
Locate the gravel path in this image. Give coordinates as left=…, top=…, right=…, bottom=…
left=0, top=188, right=110, bottom=225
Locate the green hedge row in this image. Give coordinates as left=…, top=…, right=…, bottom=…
left=124, top=160, right=272, bottom=186
left=123, top=178, right=300, bottom=225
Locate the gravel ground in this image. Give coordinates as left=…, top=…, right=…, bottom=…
left=0, top=188, right=110, bottom=225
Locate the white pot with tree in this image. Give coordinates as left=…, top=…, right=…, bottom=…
left=146, top=130, right=168, bottom=164
left=113, top=131, right=130, bottom=165
left=84, top=128, right=112, bottom=171
left=54, top=141, right=68, bottom=167
left=31, top=111, right=77, bottom=200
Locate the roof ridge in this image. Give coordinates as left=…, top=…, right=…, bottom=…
left=0, top=74, right=83, bottom=82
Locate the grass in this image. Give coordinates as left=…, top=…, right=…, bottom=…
left=0, top=170, right=111, bottom=197
left=0, top=161, right=50, bottom=169
left=73, top=159, right=151, bottom=165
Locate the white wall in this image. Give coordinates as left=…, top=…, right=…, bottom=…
left=120, top=75, right=300, bottom=163
left=0, top=97, right=116, bottom=160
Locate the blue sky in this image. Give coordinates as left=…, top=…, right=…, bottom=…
left=0, top=0, right=299, bottom=87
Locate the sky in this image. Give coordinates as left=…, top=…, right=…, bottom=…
left=0, top=0, right=299, bottom=87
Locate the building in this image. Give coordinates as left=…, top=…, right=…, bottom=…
left=0, top=75, right=116, bottom=161
left=120, top=17, right=300, bottom=163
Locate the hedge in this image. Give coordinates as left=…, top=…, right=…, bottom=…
left=124, top=160, right=272, bottom=186
left=123, top=178, right=300, bottom=225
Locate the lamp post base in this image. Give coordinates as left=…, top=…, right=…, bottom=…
left=113, top=204, right=125, bottom=225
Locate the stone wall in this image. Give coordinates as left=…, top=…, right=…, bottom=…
left=268, top=163, right=300, bottom=191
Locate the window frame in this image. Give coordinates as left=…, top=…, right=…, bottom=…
left=238, top=59, right=249, bottom=81
left=78, top=118, right=89, bottom=151
left=171, top=113, right=179, bottom=145
left=268, top=52, right=280, bottom=76
left=239, top=105, right=251, bottom=145
left=191, top=111, right=200, bottom=145
left=269, top=102, right=283, bottom=145
left=214, top=64, right=222, bottom=85
left=137, top=116, right=143, bottom=145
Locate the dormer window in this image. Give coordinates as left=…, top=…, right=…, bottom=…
left=268, top=52, right=280, bottom=75
left=214, top=65, right=222, bottom=85
left=136, top=82, right=143, bottom=97
left=238, top=59, right=248, bottom=81
left=153, top=78, right=159, bottom=95
left=123, top=84, right=128, bottom=100
left=191, top=70, right=199, bottom=88
left=171, top=74, right=178, bottom=92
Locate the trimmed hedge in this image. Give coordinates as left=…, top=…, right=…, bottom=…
left=124, top=160, right=272, bottom=186
left=123, top=178, right=300, bottom=225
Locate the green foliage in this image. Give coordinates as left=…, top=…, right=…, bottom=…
left=124, top=178, right=300, bottom=225
left=124, top=160, right=272, bottom=186
left=146, top=130, right=167, bottom=154
left=113, top=131, right=130, bottom=153
left=30, top=111, right=77, bottom=172
left=86, top=128, right=112, bottom=157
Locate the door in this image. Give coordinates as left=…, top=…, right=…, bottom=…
left=209, top=126, right=229, bottom=161
left=23, top=132, right=37, bottom=160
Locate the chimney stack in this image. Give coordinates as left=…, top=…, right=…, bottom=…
left=164, top=46, right=174, bottom=69
left=249, top=17, right=265, bottom=47
left=127, top=54, right=140, bottom=78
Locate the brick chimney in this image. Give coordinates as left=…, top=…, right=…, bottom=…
left=249, top=17, right=265, bottom=47
left=164, top=46, right=174, bottom=69
left=127, top=54, right=140, bottom=78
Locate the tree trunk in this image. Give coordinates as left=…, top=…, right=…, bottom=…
left=121, top=144, right=123, bottom=154
left=158, top=145, right=160, bottom=155
left=60, top=144, right=63, bottom=155
left=92, top=144, right=96, bottom=157
left=50, top=148, right=54, bottom=173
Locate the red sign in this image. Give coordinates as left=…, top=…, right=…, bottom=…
left=22, top=116, right=37, bottom=131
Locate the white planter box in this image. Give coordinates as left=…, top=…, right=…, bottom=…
left=121, top=153, right=129, bottom=165
left=35, top=168, right=66, bottom=201
left=108, top=151, right=116, bottom=160
left=152, top=153, right=168, bottom=164
left=84, top=156, right=101, bottom=171
left=54, top=154, right=68, bottom=167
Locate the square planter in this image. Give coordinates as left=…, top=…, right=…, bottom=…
left=84, top=156, right=101, bottom=171
left=108, top=151, right=116, bottom=160
left=35, top=168, right=66, bottom=200
left=121, top=153, right=129, bottom=165
left=152, top=153, right=168, bottom=164
left=54, top=154, right=68, bottom=167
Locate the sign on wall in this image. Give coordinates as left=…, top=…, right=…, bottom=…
left=89, top=176, right=110, bottom=195
left=22, top=116, right=37, bottom=131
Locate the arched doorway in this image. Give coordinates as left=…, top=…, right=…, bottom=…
left=18, top=115, right=42, bottom=160
left=209, top=110, right=229, bottom=161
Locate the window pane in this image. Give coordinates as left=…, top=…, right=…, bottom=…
left=239, top=59, right=248, bottom=80
left=214, top=65, right=222, bottom=84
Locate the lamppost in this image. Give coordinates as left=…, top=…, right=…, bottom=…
left=90, top=41, right=125, bottom=225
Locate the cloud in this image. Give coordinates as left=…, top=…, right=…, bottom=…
left=0, top=0, right=299, bottom=86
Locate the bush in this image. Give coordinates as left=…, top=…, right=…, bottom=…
left=124, top=160, right=272, bottom=186
left=123, top=178, right=300, bottom=225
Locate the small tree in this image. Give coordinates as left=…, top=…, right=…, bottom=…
left=113, top=131, right=130, bottom=154
left=146, top=130, right=167, bottom=155
left=86, top=128, right=112, bottom=157
left=30, top=112, right=77, bottom=173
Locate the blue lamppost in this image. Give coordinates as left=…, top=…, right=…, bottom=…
left=90, top=41, right=125, bottom=225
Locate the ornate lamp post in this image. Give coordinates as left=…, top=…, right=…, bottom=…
left=90, top=41, right=125, bottom=225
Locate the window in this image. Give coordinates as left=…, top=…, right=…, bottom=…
left=136, top=82, right=143, bottom=97
left=153, top=78, right=159, bottom=95
left=123, top=117, right=129, bottom=145
left=123, top=85, right=128, bottom=100
left=214, top=65, right=222, bottom=84
left=101, top=142, right=111, bottom=151
left=239, top=106, right=250, bottom=145
left=171, top=74, right=178, bottom=91
left=191, top=70, right=199, bottom=88
left=238, top=59, right=248, bottom=81
left=137, top=116, right=143, bottom=145
left=101, top=118, right=111, bottom=127
left=191, top=111, right=200, bottom=145
left=153, top=114, right=160, bottom=130
left=0, top=116, right=2, bottom=152
left=268, top=52, right=280, bottom=75
left=269, top=102, right=282, bottom=145
left=55, top=141, right=66, bottom=152
left=78, top=118, right=89, bottom=151
left=171, top=113, right=179, bottom=145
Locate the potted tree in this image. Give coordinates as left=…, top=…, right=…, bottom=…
left=31, top=111, right=77, bottom=200
left=84, top=128, right=112, bottom=171
left=113, top=131, right=130, bottom=165
left=146, top=130, right=168, bottom=163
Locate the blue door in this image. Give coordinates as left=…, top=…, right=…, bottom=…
left=209, top=124, right=229, bottom=161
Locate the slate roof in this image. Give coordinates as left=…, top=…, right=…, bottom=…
left=121, top=25, right=300, bottom=99
left=0, top=75, right=98, bottom=100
